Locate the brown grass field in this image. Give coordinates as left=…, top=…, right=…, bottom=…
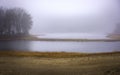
left=0, top=51, right=120, bottom=75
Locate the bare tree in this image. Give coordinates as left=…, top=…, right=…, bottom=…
left=0, top=7, right=32, bottom=36
left=107, top=24, right=120, bottom=39
left=113, top=24, right=120, bottom=34
left=0, top=7, right=6, bottom=35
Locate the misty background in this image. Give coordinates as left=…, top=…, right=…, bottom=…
left=0, top=0, right=120, bottom=35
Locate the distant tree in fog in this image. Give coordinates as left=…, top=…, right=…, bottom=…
left=0, top=7, right=6, bottom=35
left=107, top=23, right=120, bottom=39
left=0, top=7, right=32, bottom=36
left=114, top=24, right=120, bottom=34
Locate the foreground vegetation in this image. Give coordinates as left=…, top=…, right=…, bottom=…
left=0, top=51, right=120, bottom=75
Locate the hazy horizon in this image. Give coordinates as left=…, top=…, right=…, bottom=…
left=0, top=0, right=120, bottom=35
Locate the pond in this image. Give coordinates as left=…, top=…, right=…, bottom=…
left=0, top=40, right=120, bottom=53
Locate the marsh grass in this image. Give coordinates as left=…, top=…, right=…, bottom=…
left=0, top=51, right=119, bottom=57
left=0, top=51, right=120, bottom=75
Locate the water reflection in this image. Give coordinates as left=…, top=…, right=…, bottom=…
left=0, top=41, right=31, bottom=51
left=0, top=41, right=120, bottom=53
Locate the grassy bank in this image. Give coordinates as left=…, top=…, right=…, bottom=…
left=0, top=51, right=120, bottom=57
left=0, top=35, right=120, bottom=41
left=0, top=51, right=120, bottom=75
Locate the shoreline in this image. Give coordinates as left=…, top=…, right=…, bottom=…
left=0, top=35, right=119, bottom=41
left=0, top=51, right=119, bottom=57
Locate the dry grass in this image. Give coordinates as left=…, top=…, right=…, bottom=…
left=0, top=51, right=120, bottom=58
left=0, top=51, right=88, bottom=57
left=0, top=51, right=120, bottom=75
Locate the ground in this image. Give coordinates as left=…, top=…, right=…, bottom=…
left=0, top=52, right=120, bottom=75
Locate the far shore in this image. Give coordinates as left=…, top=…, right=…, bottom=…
left=0, top=35, right=120, bottom=41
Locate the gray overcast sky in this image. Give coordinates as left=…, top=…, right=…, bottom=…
left=0, top=0, right=120, bottom=34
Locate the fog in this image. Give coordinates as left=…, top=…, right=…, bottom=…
left=0, top=0, right=120, bottom=35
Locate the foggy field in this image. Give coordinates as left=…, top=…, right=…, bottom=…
left=0, top=52, right=120, bottom=75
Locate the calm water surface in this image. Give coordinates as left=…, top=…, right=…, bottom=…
left=0, top=41, right=120, bottom=53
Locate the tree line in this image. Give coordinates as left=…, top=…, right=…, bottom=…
left=0, top=7, right=32, bottom=36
